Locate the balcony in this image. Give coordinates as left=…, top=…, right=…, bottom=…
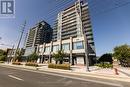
left=62, top=21, right=77, bottom=27
left=62, top=23, right=76, bottom=29
left=62, top=17, right=76, bottom=24
left=62, top=20, right=76, bottom=26
left=62, top=26, right=77, bottom=33
left=63, top=10, right=76, bottom=17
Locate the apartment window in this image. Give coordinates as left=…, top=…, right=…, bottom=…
left=53, top=45, right=59, bottom=52
left=45, top=46, right=50, bottom=53
left=62, top=43, right=70, bottom=51
left=73, top=41, right=84, bottom=50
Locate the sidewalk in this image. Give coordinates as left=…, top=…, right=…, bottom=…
left=0, top=63, right=130, bottom=82
left=71, top=65, right=130, bottom=77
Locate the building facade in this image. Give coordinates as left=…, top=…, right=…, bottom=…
left=6, top=48, right=25, bottom=62
left=24, top=21, right=52, bottom=56
left=38, top=0, right=96, bottom=66
left=25, top=21, right=52, bottom=48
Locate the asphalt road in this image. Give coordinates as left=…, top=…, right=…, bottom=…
left=0, top=66, right=129, bottom=87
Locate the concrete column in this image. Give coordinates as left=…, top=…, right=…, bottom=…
left=36, top=45, right=40, bottom=63
left=59, top=39, right=62, bottom=50
left=36, top=44, right=39, bottom=54
left=83, top=38, right=90, bottom=71
left=49, top=41, right=53, bottom=63
left=70, top=37, right=73, bottom=65
left=41, top=43, right=45, bottom=63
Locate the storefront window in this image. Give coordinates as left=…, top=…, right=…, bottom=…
left=45, top=46, right=50, bottom=53
left=62, top=43, right=70, bottom=51
left=53, top=45, right=59, bottom=52
left=73, top=41, right=84, bottom=50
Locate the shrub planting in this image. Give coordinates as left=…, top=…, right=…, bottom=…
left=48, top=63, right=56, bottom=68
left=48, top=63, right=70, bottom=70
left=12, top=62, right=21, bottom=65
left=25, top=62, right=38, bottom=67
left=0, top=61, right=4, bottom=63
left=95, top=62, right=113, bottom=68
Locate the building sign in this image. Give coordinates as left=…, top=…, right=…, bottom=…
left=0, top=0, right=15, bottom=18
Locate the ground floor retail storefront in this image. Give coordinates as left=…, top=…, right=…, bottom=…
left=38, top=53, right=96, bottom=66
left=37, top=37, right=96, bottom=66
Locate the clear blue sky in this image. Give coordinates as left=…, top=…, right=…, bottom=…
left=0, top=0, right=130, bottom=56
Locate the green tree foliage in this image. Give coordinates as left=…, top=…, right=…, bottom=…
left=113, top=44, right=130, bottom=67
left=15, top=50, right=22, bottom=61
left=52, top=50, right=65, bottom=64
left=14, top=49, right=25, bottom=62
left=28, top=52, right=38, bottom=62
left=0, top=49, right=7, bottom=61
left=98, top=53, right=113, bottom=64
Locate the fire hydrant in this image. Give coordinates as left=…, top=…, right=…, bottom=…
left=114, top=68, right=119, bottom=75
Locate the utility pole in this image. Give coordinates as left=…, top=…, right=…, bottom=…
left=9, top=45, right=14, bottom=63
left=14, top=21, right=26, bottom=61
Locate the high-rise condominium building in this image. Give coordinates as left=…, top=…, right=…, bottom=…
left=26, top=21, right=52, bottom=48
left=38, top=0, right=96, bottom=65
left=53, top=0, right=95, bottom=55
left=24, top=21, right=52, bottom=56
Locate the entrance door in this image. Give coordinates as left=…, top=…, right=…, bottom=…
left=77, top=57, right=84, bottom=66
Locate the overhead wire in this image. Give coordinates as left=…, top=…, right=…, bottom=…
left=88, top=0, right=130, bottom=16
left=44, top=0, right=77, bottom=26
left=46, top=0, right=76, bottom=18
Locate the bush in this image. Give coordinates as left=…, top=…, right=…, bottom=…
left=0, top=55, right=6, bottom=61
left=12, top=62, right=21, bottom=65
left=28, top=53, right=38, bottom=62
left=48, top=63, right=70, bottom=70
left=0, top=61, right=4, bottom=63
left=25, top=62, right=38, bottom=67
left=98, top=53, right=113, bottom=64
left=48, top=63, right=56, bottom=68
left=95, top=63, right=113, bottom=68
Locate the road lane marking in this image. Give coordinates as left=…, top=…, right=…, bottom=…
left=18, top=69, right=123, bottom=87
left=1, top=66, right=123, bottom=87
left=8, top=75, right=24, bottom=81
left=36, top=72, right=123, bottom=87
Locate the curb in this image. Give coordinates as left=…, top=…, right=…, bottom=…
left=1, top=64, right=130, bottom=82
left=38, top=67, right=130, bottom=82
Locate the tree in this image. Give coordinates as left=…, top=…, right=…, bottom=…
left=14, top=48, right=25, bottom=62
left=113, top=44, right=130, bottom=66
left=28, top=52, right=38, bottom=62
left=0, top=49, right=7, bottom=61
left=0, top=55, right=6, bottom=61
left=98, top=53, right=113, bottom=64
left=52, top=50, right=65, bottom=64
left=15, top=50, right=22, bottom=62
